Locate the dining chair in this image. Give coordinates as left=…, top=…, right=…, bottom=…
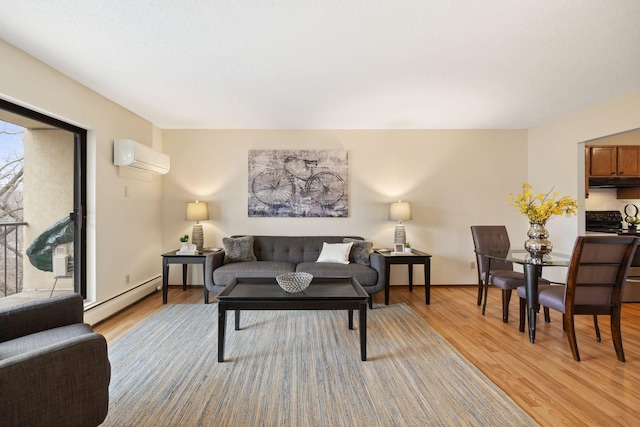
left=471, top=225, right=551, bottom=323
left=517, top=235, right=638, bottom=361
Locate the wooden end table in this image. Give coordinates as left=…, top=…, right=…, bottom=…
left=375, top=249, right=432, bottom=305
left=161, top=250, right=216, bottom=304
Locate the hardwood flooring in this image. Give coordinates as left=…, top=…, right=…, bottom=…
left=94, top=285, right=640, bottom=426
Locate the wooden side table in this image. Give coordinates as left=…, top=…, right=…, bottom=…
left=161, top=250, right=216, bottom=304
left=375, top=249, right=432, bottom=305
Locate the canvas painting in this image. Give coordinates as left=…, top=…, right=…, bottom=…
left=248, top=150, right=348, bottom=217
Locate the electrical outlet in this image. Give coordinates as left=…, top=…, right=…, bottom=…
left=125, top=274, right=130, bottom=284
left=470, top=261, right=476, bottom=270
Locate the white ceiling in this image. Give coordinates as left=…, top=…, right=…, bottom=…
left=1, top=1, right=640, bottom=130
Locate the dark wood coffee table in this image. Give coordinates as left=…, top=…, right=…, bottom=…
left=216, top=277, right=369, bottom=362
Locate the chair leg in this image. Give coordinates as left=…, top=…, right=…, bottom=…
left=518, top=297, right=525, bottom=332
left=593, top=315, right=601, bottom=342
left=564, top=312, right=581, bottom=361
left=544, top=307, right=551, bottom=323
left=502, top=289, right=512, bottom=323
left=477, top=280, right=483, bottom=306
left=611, top=311, right=626, bottom=362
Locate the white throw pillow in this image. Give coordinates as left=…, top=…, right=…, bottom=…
left=316, top=242, right=353, bottom=264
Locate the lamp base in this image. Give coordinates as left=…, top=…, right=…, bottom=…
left=394, top=224, right=406, bottom=245
left=192, top=224, right=204, bottom=251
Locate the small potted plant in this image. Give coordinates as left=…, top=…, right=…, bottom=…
left=179, top=234, right=189, bottom=249
left=627, top=216, right=640, bottom=230
left=404, top=242, right=412, bottom=253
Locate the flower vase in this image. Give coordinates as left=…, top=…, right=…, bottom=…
left=524, top=223, right=552, bottom=260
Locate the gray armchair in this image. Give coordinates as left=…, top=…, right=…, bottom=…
left=0, top=294, right=110, bottom=426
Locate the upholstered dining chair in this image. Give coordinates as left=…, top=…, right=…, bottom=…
left=517, top=235, right=638, bottom=361
left=471, top=225, right=552, bottom=323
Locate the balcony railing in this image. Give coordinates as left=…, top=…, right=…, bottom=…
left=1, top=221, right=27, bottom=298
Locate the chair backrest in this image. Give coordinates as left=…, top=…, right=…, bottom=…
left=470, top=226, right=514, bottom=276
left=565, top=236, right=638, bottom=312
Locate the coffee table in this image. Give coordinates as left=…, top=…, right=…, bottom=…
left=216, top=277, right=369, bottom=362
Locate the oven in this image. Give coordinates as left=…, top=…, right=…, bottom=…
left=585, top=210, right=623, bottom=234
left=585, top=211, right=640, bottom=301
left=623, top=241, right=640, bottom=302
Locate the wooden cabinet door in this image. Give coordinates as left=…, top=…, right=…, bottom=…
left=589, top=146, right=616, bottom=176
left=617, top=146, right=640, bottom=176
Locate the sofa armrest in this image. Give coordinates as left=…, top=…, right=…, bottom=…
left=204, top=250, right=226, bottom=291
left=0, top=332, right=111, bottom=426
left=369, top=252, right=387, bottom=292
left=0, top=294, right=84, bottom=343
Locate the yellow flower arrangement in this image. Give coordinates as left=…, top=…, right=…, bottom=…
left=508, top=183, right=578, bottom=224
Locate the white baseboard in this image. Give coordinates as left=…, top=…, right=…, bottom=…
left=84, top=277, right=160, bottom=325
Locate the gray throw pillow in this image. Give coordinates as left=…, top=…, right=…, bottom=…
left=343, top=238, right=373, bottom=266
left=222, top=236, right=257, bottom=264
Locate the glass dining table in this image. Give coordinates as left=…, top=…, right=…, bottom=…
left=475, top=247, right=571, bottom=343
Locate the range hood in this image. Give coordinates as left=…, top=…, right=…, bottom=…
left=589, top=177, right=640, bottom=188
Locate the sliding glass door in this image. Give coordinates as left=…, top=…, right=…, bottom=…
left=0, top=99, right=86, bottom=299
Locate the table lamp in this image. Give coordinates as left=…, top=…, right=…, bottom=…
left=185, top=200, right=209, bottom=251
left=389, top=201, right=411, bottom=245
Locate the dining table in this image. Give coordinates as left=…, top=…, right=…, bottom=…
left=474, top=247, right=571, bottom=343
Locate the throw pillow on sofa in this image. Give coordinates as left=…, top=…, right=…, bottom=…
left=222, top=236, right=257, bottom=264
left=316, top=242, right=353, bottom=264
left=343, top=238, right=373, bottom=266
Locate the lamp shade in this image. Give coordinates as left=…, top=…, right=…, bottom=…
left=185, top=201, right=209, bottom=222
left=389, top=201, right=412, bottom=221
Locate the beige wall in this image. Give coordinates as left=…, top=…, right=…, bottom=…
left=527, top=90, right=640, bottom=282
left=0, top=40, right=162, bottom=321
left=161, top=129, right=529, bottom=286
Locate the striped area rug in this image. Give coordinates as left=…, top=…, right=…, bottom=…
left=103, top=303, right=537, bottom=426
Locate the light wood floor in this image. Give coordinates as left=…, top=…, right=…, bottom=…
left=94, top=285, right=640, bottom=426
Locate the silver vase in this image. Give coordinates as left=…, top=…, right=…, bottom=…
left=524, top=222, right=552, bottom=261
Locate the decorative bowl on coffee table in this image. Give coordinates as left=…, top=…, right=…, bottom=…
left=276, top=272, right=313, bottom=293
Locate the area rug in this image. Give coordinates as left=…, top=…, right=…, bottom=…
left=103, top=303, right=537, bottom=426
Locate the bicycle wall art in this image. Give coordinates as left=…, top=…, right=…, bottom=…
left=248, top=150, right=348, bottom=217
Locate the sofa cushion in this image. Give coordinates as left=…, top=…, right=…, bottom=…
left=344, top=238, right=373, bottom=266
left=213, top=261, right=296, bottom=287
left=316, top=242, right=353, bottom=264
left=240, top=236, right=365, bottom=263
left=296, top=262, right=378, bottom=287
left=223, top=236, right=257, bottom=264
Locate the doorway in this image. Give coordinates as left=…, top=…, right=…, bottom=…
left=0, top=98, right=87, bottom=299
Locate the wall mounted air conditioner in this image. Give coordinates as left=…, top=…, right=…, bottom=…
left=113, top=139, right=170, bottom=174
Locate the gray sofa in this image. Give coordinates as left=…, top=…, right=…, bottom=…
left=0, top=294, right=111, bottom=426
left=204, top=235, right=385, bottom=307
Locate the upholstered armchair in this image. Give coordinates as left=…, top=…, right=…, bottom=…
left=0, top=294, right=110, bottom=426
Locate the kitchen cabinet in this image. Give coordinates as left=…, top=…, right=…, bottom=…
left=617, top=187, right=640, bottom=199
left=588, top=146, right=640, bottom=177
